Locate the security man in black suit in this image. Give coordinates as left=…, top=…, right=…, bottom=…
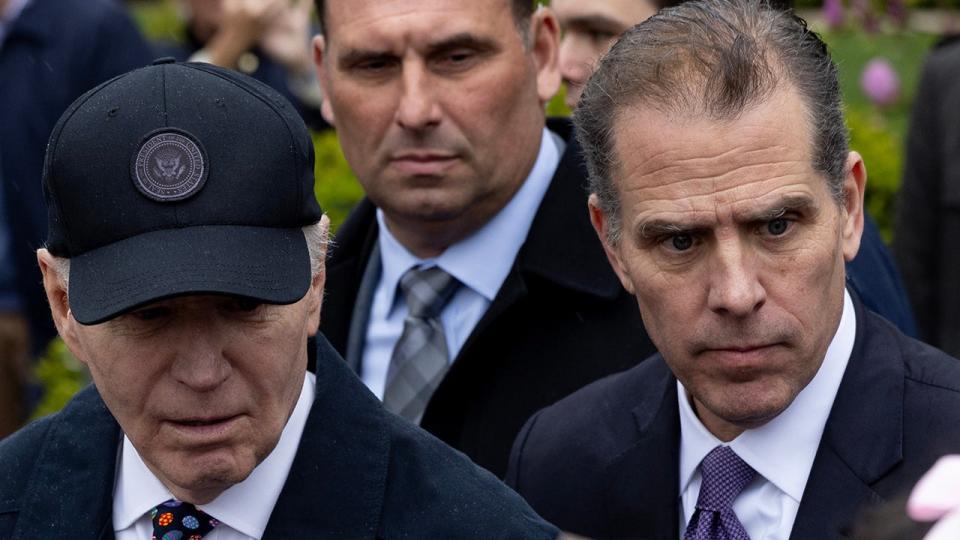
left=312, top=0, right=655, bottom=478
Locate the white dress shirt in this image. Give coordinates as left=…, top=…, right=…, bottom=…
left=361, top=127, right=561, bottom=400
left=113, top=372, right=316, bottom=540
left=0, top=0, right=29, bottom=48
left=678, top=289, right=856, bottom=540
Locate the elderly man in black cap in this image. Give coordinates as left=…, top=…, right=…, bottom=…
left=0, top=59, right=558, bottom=540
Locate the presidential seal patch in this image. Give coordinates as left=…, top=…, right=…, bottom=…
left=131, top=129, right=208, bottom=202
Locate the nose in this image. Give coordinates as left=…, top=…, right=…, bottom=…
left=558, top=35, right=588, bottom=85
left=558, top=35, right=593, bottom=108
left=170, top=323, right=232, bottom=393
left=707, top=236, right=766, bottom=318
left=395, top=61, right=441, bottom=132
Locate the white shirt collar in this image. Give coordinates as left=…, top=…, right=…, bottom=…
left=0, top=0, right=29, bottom=46
left=376, top=127, right=560, bottom=311
left=113, top=371, right=316, bottom=538
left=678, top=288, right=856, bottom=502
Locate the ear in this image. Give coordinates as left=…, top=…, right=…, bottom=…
left=529, top=7, right=562, bottom=105
left=312, top=34, right=336, bottom=126
left=36, top=249, right=86, bottom=364
left=588, top=194, right=636, bottom=295
left=840, top=151, right=866, bottom=262
left=306, top=215, right=330, bottom=335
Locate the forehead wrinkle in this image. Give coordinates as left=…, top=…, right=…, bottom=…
left=627, top=179, right=815, bottom=236
left=326, top=2, right=505, bottom=52
left=618, top=142, right=809, bottom=187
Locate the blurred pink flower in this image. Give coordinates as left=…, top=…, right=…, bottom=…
left=860, top=58, right=900, bottom=107
left=908, top=455, right=960, bottom=540
left=823, top=0, right=845, bottom=30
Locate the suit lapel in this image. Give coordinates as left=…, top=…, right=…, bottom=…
left=321, top=199, right=379, bottom=360
left=345, top=243, right=381, bottom=373
left=790, top=293, right=903, bottom=539
left=604, top=358, right=682, bottom=540
left=13, top=386, right=120, bottom=539
left=264, top=336, right=390, bottom=539
left=437, top=119, right=623, bottom=386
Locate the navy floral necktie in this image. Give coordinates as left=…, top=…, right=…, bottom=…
left=151, top=499, right=219, bottom=540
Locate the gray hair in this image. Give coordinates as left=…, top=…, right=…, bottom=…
left=49, top=221, right=328, bottom=294
left=575, top=0, right=848, bottom=245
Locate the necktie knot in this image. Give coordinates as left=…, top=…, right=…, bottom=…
left=151, top=499, right=218, bottom=540
left=682, top=446, right=755, bottom=540
left=696, top=446, right=756, bottom=512
left=399, top=266, right=460, bottom=319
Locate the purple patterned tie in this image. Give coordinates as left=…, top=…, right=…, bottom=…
left=683, top=446, right=756, bottom=540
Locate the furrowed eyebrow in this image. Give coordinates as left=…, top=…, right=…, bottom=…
left=337, top=48, right=395, bottom=69
left=638, top=220, right=697, bottom=239
left=564, top=15, right=624, bottom=34
left=425, top=33, right=497, bottom=57
left=337, top=34, right=497, bottom=69
left=741, top=195, right=817, bottom=222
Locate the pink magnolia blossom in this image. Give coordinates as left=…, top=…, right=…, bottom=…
left=860, top=58, right=900, bottom=107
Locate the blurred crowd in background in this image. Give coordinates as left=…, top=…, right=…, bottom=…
left=2, top=0, right=960, bottom=447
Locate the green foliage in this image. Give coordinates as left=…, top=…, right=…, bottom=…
left=313, top=130, right=363, bottom=232
left=796, top=0, right=960, bottom=8
left=823, top=29, right=937, bottom=239
left=127, top=0, right=183, bottom=42
left=31, top=339, right=88, bottom=419
left=847, top=106, right=902, bottom=242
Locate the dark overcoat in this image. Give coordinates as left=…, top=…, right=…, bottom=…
left=0, top=336, right=558, bottom=539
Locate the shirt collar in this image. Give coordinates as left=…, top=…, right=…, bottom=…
left=113, top=371, right=316, bottom=538
left=376, top=127, right=560, bottom=311
left=678, top=288, right=856, bottom=502
left=0, top=0, right=29, bottom=45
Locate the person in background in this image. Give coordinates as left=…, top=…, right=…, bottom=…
left=156, top=0, right=328, bottom=131
left=507, top=1, right=960, bottom=537
left=553, top=0, right=678, bottom=109
left=894, top=36, right=960, bottom=356
left=0, top=59, right=559, bottom=539
left=0, top=170, right=28, bottom=438
left=554, top=0, right=918, bottom=337
left=312, top=0, right=657, bottom=479
left=0, top=0, right=153, bottom=433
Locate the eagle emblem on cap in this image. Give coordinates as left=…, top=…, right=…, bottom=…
left=132, top=130, right=208, bottom=202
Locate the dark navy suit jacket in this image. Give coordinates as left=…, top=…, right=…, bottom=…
left=0, top=336, right=558, bottom=539
left=0, top=0, right=153, bottom=354
left=507, top=293, right=960, bottom=539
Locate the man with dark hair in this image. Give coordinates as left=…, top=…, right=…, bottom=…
left=507, top=1, right=960, bottom=537
left=553, top=0, right=917, bottom=336
left=0, top=59, right=558, bottom=539
left=312, top=0, right=655, bottom=479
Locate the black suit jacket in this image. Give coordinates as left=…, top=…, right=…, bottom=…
left=0, top=336, right=558, bottom=539
left=507, top=293, right=960, bottom=539
left=894, top=38, right=960, bottom=354
left=319, top=119, right=656, bottom=478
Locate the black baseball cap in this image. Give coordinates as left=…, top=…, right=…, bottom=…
left=43, top=59, right=323, bottom=324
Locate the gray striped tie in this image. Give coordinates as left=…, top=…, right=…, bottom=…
left=383, top=266, right=461, bottom=423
